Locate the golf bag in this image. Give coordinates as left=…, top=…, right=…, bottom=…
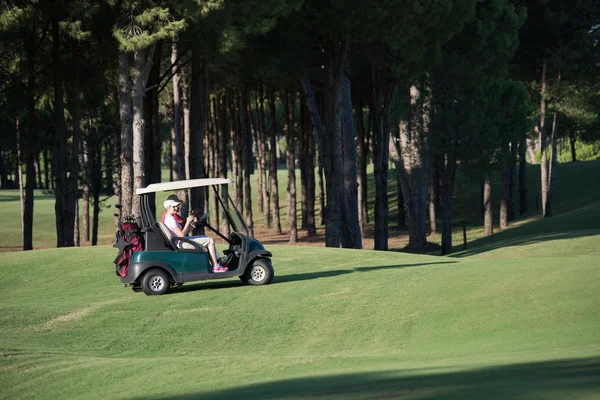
left=113, top=221, right=143, bottom=278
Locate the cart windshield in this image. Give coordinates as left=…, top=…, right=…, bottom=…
left=226, top=194, right=249, bottom=235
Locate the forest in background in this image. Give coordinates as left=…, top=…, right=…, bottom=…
left=1, top=0, right=600, bottom=254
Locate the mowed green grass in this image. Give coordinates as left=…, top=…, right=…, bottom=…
left=1, top=235, right=599, bottom=399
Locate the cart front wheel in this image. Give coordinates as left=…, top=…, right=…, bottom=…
left=242, top=258, right=274, bottom=286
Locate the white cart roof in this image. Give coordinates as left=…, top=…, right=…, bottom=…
left=136, top=178, right=235, bottom=194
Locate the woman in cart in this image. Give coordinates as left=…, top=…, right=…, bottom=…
left=162, top=194, right=228, bottom=272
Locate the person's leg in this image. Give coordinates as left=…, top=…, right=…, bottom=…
left=189, top=236, right=220, bottom=266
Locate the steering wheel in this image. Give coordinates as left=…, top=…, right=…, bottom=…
left=198, top=212, right=209, bottom=221
left=194, top=212, right=209, bottom=226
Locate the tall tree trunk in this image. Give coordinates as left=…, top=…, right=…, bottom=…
left=440, top=154, right=456, bottom=255
left=543, top=69, right=561, bottom=218
left=306, top=109, right=317, bottom=236
left=0, top=150, right=7, bottom=189
left=82, top=125, right=90, bottom=243
left=397, top=84, right=429, bottom=249
left=189, top=46, right=206, bottom=216
left=300, top=94, right=317, bottom=235
left=318, top=158, right=325, bottom=226
left=34, top=153, right=41, bottom=189
left=218, top=94, right=230, bottom=238
left=105, top=132, right=114, bottom=194
left=112, top=127, right=121, bottom=239
left=428, top=157, right=438, bottom=235
left=268, top=91, right=282, bottom=233
left=82, top=186, right=90, bottom=243
left=251, top=88, right=264, bottom=221
left=74, top=198, right=80, bottom=246
left=355, top=94, right=368, bottom=236
left=16, top=118, right=26, bottom=248
left=242, top=87, right=254, bottom=237
left=67, top=47, right=82, bottom=246
left=228, top=90, right=243, bottom=211
left=258, top=86, right=271, bottom=227
left=508, top=142, right=517, bottom=221
left=500, top=143, right=509, bottom=229
left=51, top=17, right=70, bottom=247
left=92, top=188, right=100, bottom=246
left=90, top=129, right=101, bottom=246
left=170, top=39, right=187, bottom=214
left=569, top=132, right=577, bottom=162
left=300, top=74, right=324, bottom=234
left=545, top=110, right=559, bottom=217
left=299, top=93, right=307, bottom=230
left=210, top=97, right=220, bottom=228
left=23, top=36, right=38, bottom=251
left=131, top=45, right=155, bottom=219
left=284, top=90, right=298, bottom=243
left=527, top=135, right=537, bottom=164
left=183, top=78, right=191, bottom=182
left=143, top=41, right=161, bottom=218
left=483, top=175, right=493, bottom=236
left=118, top=51, right=134, bottom=218
left=394, top=161, right=406, bottom=228
left=43, top=147, right=51, bottom=190
left=539, top=58, right=549, bottom=217
left=519, top=132, right=528, bottom=215
left=340, top=56, right=361, bottom=249
left=319, top=37, right=349, bottom=248
left=301, top=75, right=327, bottom=229
left=371, top=68, right=393, bottom=251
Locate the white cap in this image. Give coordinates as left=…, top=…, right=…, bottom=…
left=163, top=194, right=182, bottom=209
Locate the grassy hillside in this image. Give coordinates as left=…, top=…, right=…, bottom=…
left=1, top=238, right=599, bottom=399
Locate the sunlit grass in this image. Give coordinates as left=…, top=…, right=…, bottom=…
left=1, top=239, right=599, bottom=399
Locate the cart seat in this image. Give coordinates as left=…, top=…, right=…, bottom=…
left=156, top=222, right=206, bottom=252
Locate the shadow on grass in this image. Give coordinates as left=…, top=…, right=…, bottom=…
left=169, top=262, right=456, bottom=294
left=276, top=262, right=456, bottom=284
left=138, top=356, right=600, bottom=400
left=451, top=203, right=600, bottom=258
left=0, top=194, right=23, bottom=202
left=452, top=229, right=600, bottom=258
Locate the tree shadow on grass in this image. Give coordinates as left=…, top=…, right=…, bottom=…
left=451, top=202, right=600, bottom=258
left=138, top=356, right=600, bottom=400
left=0, top=194, right=23, bottom=202
left=274, top=261, right=457, bottom=284
left=169, top=262, right=457, bottom=294
left=452, top=230, right=600, bottom=258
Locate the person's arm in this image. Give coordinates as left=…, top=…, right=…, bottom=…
left=181, top=215, right=195, bottom=236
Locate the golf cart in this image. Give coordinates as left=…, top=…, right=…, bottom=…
left=114, top=178, right=274, bottom=295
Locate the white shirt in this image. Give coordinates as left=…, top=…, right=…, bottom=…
left=163, top=213, right=180, bottom=236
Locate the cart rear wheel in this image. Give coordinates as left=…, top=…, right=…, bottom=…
left=242, top=258, right=274, bottom=286
left=141, top=269, right=170, bottom=295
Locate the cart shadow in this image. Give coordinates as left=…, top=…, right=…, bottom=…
left=168, top=261, right=457, bottom=294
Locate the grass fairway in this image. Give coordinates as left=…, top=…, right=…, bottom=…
left=1, top=238, right=599, bottom=399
